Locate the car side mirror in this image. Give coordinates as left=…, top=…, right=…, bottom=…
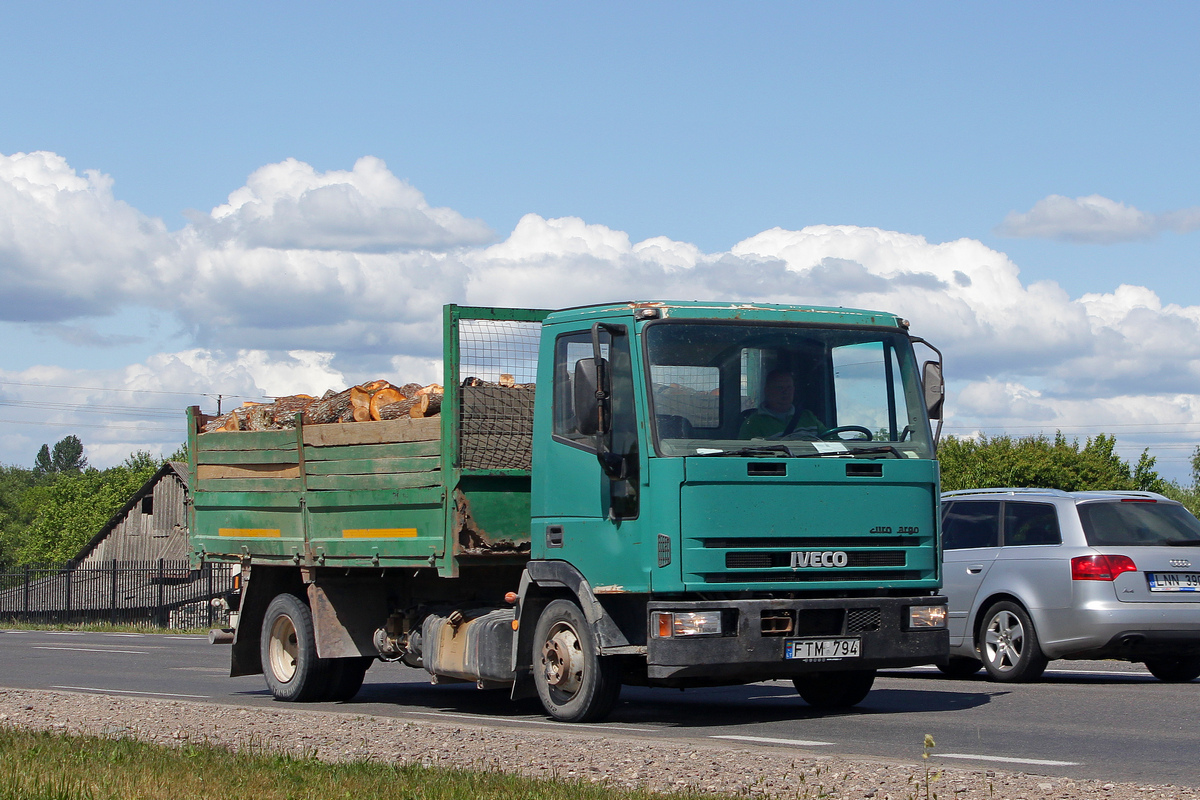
left=573, top=357, right=609, bottom=436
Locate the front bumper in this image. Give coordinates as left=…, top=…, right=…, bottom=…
left=645, top=595, right=947, bottom=684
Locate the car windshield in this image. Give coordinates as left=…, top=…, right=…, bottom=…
left=1078, top=501, right=1200, bottom=547
left=643, top=321, right=933, bottom=458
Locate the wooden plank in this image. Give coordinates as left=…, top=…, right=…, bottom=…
left=195, top=430, right=298, bottom=451
left=194, top=477, right=304, bottom=493
left=302, top=416, right=440, bottom=447
left=303, top=486, right=444, bottom=508
left=303, top=457, right=440, bottom=477
left=193, top=491, right=301, bottom=508
left=306, top=472, right=443, bottom=492
left=303, top=440, right=440, bottom=462
left=197, top=464, right=301, bottom=480
left=197, top=449, right=299, bottom=466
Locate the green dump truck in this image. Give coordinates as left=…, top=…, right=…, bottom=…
left=189, top=302, right=948, bottom=722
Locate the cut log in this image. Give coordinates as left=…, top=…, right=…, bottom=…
left=349, top=385, right=372, bottom=415
left=411, top=393, right=443, bottom=418
left=398, top=382, right=425, bottom=398
left=378, top=399, right=419, bottom=420
left=499, top=374, right=515, bottom=387
left=369, top=387, right=406, bottom=421
left=272, top=395, right=314, bottom=427
left=361, top=379, right=391, bottom=393
left=244, top=403, right=274, bottom=431
left=352, top=405, right=372, bottom=422
left=416, top=383, right=443, bottom=397
left=303, top=388, right=354, bottom=424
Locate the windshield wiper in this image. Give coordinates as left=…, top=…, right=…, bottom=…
left=1165, top=540, right=1200, bottom=547
left=842, top=445, right=905, bottom=459
left=696, top=445, right=796, bottom=458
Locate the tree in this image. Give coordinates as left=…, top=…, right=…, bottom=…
left=51, top=435, right=88, bottom=473
left=32, top=435, right=88, bottom=479
left=939, top=432, right=1161, bottom=493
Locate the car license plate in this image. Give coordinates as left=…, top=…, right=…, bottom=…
left=784, top=637, right=861, bottom=660
left=1147, top=572, right=1200, bottom=592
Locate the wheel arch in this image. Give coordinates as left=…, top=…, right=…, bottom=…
left=970, top=592, right=1027, bottom=651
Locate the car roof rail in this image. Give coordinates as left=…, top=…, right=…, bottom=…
left=940, top=487, right=1072, bottom=499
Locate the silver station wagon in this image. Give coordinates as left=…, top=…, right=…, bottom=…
left=939, top=489, right=1200, bottom=682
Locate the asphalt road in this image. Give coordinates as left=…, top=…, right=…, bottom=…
left=2, top=629, right=1197, bottom=787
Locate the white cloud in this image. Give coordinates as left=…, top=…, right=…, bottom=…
left=0, top=151, right=170, bottom=321
left=997, top=194, right=1200, bottom=244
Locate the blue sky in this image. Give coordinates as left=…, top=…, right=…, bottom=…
left=2, top=2, right=1199, bottom=479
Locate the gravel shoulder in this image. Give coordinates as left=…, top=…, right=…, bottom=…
left=1, top=688, right=1197, bottom=800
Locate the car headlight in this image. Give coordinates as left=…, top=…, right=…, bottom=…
left=653, top=611, right=724, bottom=637
left=908, top=605, right=947, bottom=628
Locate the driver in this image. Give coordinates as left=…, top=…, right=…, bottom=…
left=740, top=369, right=824, bottom=439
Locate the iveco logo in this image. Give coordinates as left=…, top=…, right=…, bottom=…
left=1170, top=559, right=1192, bottom=568
left=791, top=551, right=849, bottom=569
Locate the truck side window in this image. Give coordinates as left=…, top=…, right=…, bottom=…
left=1003, top=502, right=1061, bottom=546
left=941, top=501, right=1000, bottom=550
left=553, top=332, right=608, bottom=448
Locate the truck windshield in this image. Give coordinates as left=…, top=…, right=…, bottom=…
left=644, top=322, right=933, bottom=459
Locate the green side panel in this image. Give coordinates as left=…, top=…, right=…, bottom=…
left=303, top=440, right=440, bottom=461
left=304, top=487, right=443, bottom=508
left=194, top=430, right=298, bottom=451
left=196, top=449, right=299, bottom=465
left=192, top=491, right=305, bottom=559
left=195, top=477, right=304, bottom=492
left=304, top=456, right=440, bottom=476
left=308, top=491, right=446, bottom=562
left=306, top=473, right=443, bottom=492
left=457, top=475, right=532, bottom=547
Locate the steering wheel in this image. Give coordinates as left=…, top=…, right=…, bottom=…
left=821, top=425, right=873, bottom=441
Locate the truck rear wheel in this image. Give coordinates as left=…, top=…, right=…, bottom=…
left=261, top=593, right=330, bottom=702
left=793, top=670, right=875, bottom=709
left=532, top=599, right=621, bottom=722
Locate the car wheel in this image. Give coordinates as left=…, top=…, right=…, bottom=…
left=260, top=593, right=332, bottom=701
left=936, top=656, right=983, bottom=678
left=533, top=599, right=621, bottom=722
left=1144, top=656, right=1200, bottom=683
left=978, top=601, right=1047, bottom=682
left=792, top=670, right=876, bottom=708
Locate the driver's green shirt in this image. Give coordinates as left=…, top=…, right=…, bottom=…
left=740, top=408, right=825, bottom=439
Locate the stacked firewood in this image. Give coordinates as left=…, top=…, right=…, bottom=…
left=203, top=380, right=445, bottom=433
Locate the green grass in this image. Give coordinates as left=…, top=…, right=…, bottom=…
left=0, top=727, right=726, bottom=800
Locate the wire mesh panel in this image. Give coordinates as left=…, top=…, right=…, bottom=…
left=457, top=317, right=542, bottom=471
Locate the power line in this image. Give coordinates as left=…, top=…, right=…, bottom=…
left=0, top=418, right=179, bottom=432
left=0, top=379, right=266, bottom=401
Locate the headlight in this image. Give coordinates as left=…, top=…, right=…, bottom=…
left=653, top=611, right=724, bottom=637
left=908, top=605, right=947, bottom=629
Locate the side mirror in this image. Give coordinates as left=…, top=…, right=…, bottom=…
left=573, top=357, right=609, bottom=436
left=922, top=361, right=944, bottom=420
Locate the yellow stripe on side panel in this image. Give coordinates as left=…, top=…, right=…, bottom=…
left=342, top=528, right=418, bottom=539
left=218, top=528, right=282, bottom=538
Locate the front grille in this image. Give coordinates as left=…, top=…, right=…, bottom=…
left=847, top=608, right=882, bottom=632
left=703, top=570, right=922, bottom=584
left=725, top=551, right=906, bottom=569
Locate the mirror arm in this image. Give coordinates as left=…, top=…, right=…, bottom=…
left=910, top=336, right=945, bottom=448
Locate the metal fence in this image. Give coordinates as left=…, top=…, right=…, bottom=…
left=0, top=559, right=237, bottom=629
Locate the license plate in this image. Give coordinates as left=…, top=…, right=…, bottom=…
left=784, top=637, right=861, bottom=660
left=1147, top=572, right=1200, bottom=592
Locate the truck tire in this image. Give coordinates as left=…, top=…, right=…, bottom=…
left=792, top=670, right=875, bottom=709
left=532, top=599, right=621, bottom=722
left=978, top=601, right=1047, bottom=682
left=325, top=657, right=373, bottom=701
left=1144, top=656, right=1200, bottom=683
left=261, top=593, right=330, bottom=702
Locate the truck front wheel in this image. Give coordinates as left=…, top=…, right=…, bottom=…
left=793, top=669, right=876, bottom=709
left=532, top=599, right=621, bottom=722
left=261, top=593, right=330, bottom=702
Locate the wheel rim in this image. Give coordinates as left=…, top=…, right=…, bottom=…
left=983, top=610, right=1025, bottom=672
left=540, top=620, right=584, bottom=698
left=268, top=614, right=300, bottom=683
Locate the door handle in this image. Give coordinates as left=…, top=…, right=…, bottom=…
left=967, top=565, right=983, bottom=574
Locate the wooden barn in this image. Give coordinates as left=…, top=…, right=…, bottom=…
left=74, top=461, right=191, bottom=564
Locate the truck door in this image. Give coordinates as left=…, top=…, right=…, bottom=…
left=534, top=325, right=646, bottom=590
